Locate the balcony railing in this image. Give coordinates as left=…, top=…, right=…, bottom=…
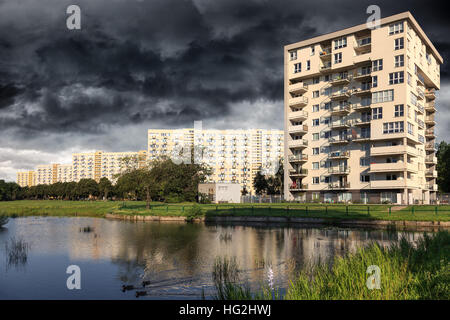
left=320, top=62, right=332, bottom=70
left=288, top=110, right=308, bottom=120
left=288, top=124, right=308, bottom=134
left=425, top=128, right=435, bottom=136
left=329, top=151, right=350, bottom=158
left=289, top=96, right=308, bottom=108
left=329, top=120, right=351, bottom=128
left=328, top=136, right=351, bottom=144
left=328, top=182, right=351, bottom=189
left=289, top=139, right=308, bottom=148
left=330, top=88, right=351, bottom=100
left=417, top=104, right=424, bottom=114
left=289, top=154, right=308, bottom=162
left=289, top=183, right=308, bottom=190
left=289, top=169, right=308, bottom=176
left=289, top=82, right=308, bottom=94
left=354, top=117, right=371, bottom=125
left=425, top=170, right=438, bottom=178
left=425, top=115, right=435, bottom=123
left=425, top=142, right=436, bottom=150
left=328, top=167, right=350, bottom=174
left=425, top=89, right=436, bottom=100
left=425, top=155, right=437, bottom=163
left=330, top=104, right=351, bottom=114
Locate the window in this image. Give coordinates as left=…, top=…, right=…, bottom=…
left=312, top=104, right=319, bottom=112
left=312, top=119, right=319, bottom=126
left=294, top=63, right=301, bottom=73
left=323, top=102, right=331, bottom=110
left=312, top=133, right=319, bottom=141
left=372, top=59, right=383, bottom=71
left=395, top=38, right=404, bottom=50
left=312, top=192, right=320, bottom=200
left=372, top=76, right=378, bottom=88
left=334, top=37, right=347, bottom=49
left=313, top=77, right=319, bottom=84
left=410, top=92, right=417, bottom=106
left=312, top=148, right=319, bottom=155
left=383, top=121, right=404, bottom=134
left=360, top=175, right=370, bottom=182
left=334, top=52, right=342, bottom=64
left=372, top=90, right=394, bottom=103
left=372, top=107, right=383, bottom=119
left=290, top=51, right=297, bottom=60
left=386, top=174, right=398, bottom=181
left=313, top=90, right=319, bottom=98
left=389, top=22, right=404, bottom=35
left=360, top=157, right=370, bottom=166
left=324, top=74, right=330, bottom=82
left=306, top=60, right=311, bottom=70
left=361, top=143, right=370, bottom=151
left=395, top=55, right=404, bottom=67
left=407, top=72, right=412, bottom=85
left=322, top=87, right=332, bottom=96
left=312, top=162, right=319, bottom=170
left=407, top=122, right=414, bottom=135
left=312, top=177, right=319, bottom=184
left=394, top=104, right=404, bottom=117
left=311, top=46, right=315, bottom=56
left=389, top=71, right=404, bottom=84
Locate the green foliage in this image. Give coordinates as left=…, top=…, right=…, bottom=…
left=0, top=180, right=21, bottom=201
left=214, top=231, right=450, bottom=300
left=186, top=204, right=203, bottom=220
left=437, top=141, right=450, bottom=193
left=0, top=214, right=9, bottom=227
left=252, top=159, right=284, bottom=196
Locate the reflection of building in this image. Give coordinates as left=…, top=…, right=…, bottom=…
left=16, top=171, right=36, bottom=187
left=199, top=183, right=241, bottom=203
left=284, top=12, right=442, bottom=204
left=148, top=128, right=284, bottom=194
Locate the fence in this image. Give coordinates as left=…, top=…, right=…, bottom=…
left=241, top=195, right=284, bottom=203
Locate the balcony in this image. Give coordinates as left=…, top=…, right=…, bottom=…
left=352, top=85, right=372, bottom=97
left=289, top=82, right=308, bottom=95
left=289, top=96, right=308, bottom=108
left=417, top=104, right=424, bottom=114
left=288, top=124, right=308, bottom=134
left=425, top=129, right=435, bottom=138
left=289, top=139, right=308, bottom=149
left=289, top=154, right=308, bottom=163
left=351, top=102, right=371, bottom=111
left=417, top=88, right=425, bottom=100
left=329, top=151, right=350, bottom=159
left=370, top=179, right=410, bottom=189
left=289, top=183, right=308, bottom=191
left=425, top=89, right=436, bottom=100
left=328, top=182, right=351, bottom=190
left=288, top=110, right=308, bottom=121
left=353, top=69, right=371, bottom=81
left=352, top=134, right=371, bottom=142
left=425, top=170, right=438, bottom=178
left=329, top=120, right=351, bottom=129
left=370, top=145, right=417, bottom=157
left=319, top=48, right=332, bottom=59
left=417, top=119, right=425, bottom=129
left=369, top=161, right=417, bottom=173
left=330, top=74, right=351, bottom=86
left=425, top=115, right=436, bottom=125
left=354, top=37, right=371, bottom=52
left=329, top=136, right=351, bottom=144
left=330, top=104, right=351, bottom=115
left=328, top=167, right=350, bottom=175
left=425, top=102, right=436, bottom=113
left=425, top=155, right=437, bottom=164
left=354, top=117, right=371, bottom=126
left=330, top=88, right=351, bottom=100
left=427, top=184, right=438, bottom=191
left=425, top=142, right=436, bottom=151
left=320, top=62, right=332, bottom=72
left=289, top=169, right=308, bottom=177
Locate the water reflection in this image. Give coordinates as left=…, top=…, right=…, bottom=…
left=0, top=217, right=426, bottom=299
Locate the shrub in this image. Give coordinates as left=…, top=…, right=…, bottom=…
left=186, top=204, right=203, bottom=221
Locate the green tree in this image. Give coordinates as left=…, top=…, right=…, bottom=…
left=75, top=179, right=99, bottom=199
left=253, top=168, right=268, bottom=195
left=437, top=141, right=450, bottom=193
left=98, top=177, right=113, bottom=201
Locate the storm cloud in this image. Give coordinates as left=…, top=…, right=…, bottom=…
left=0, top=0, right=449, bottom=181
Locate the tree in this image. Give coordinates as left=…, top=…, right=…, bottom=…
left=98, top=177, right=113, bottom=201
left=437, top=141, right=450, bottom=193
left=253, top=168, right=268, bottom=195
left=75, top=179, right=99, bottom=199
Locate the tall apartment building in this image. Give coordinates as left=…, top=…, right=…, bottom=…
left=35, top=164, right=59, bottom=185
left=148, top=128, right=284, bottom=194
left=284, top=12, right=442, bottom=204
left=57, top=164, right=73, bottom=183
left=17, top=171, right=36, bottom=187
left=72, top=150, right=148, bottom=183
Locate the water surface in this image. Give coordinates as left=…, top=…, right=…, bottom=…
left=0, top=217, right=424, bottom=299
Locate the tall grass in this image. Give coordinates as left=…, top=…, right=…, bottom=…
left=5, top=237, right=30, bottom=268
left=0, top=214, right=9, bottom=227
left=213, top=231, right=449, bottom=300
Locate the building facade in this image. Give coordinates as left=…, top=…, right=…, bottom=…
left=148, top=128, right=284, bottom=194
left=284, top=12, right=442, bottom=204
left=72, top=150, right=148, bottom=183
left=17, top=171, right=36, bottom=187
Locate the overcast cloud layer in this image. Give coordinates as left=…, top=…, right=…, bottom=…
left=0, top=0, right=449, bottom=181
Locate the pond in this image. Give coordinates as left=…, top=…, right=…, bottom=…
left=0, top=217, right=426, bottom=299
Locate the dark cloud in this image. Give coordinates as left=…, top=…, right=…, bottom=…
left=0, top=0, right=449, bottom=181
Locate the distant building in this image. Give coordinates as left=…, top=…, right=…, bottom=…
left=199, top=183, right=241, bottom=204
left=17, top=171, right=36, bottom=187
left=148, top=128, right=284, bottom=194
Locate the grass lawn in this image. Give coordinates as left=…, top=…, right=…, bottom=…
left=0, top=200, right=450, bottom=221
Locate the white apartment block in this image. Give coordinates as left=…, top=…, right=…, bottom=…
left=148, top=128, right=284, bottom=194
left=284, top=12, right=442, bottom=204
left=57, top=164, right=73, bottom=183
left=16, top=171, right=36, bottom=187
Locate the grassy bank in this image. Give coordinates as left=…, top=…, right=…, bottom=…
left=213, top=231, right=450, bottom=300
left=0, top=200, right=450, bottom=222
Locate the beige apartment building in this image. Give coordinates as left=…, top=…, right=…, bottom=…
left=72, top=150, right=148, bottom=183
left=284, top=12, right=442, bottom=204
left=17, top=171, right=36, bottom=187
left=148, top=128, right=284, bottom=194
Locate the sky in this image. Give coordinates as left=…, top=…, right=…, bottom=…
left=0, top=0, right=449, bottom=182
